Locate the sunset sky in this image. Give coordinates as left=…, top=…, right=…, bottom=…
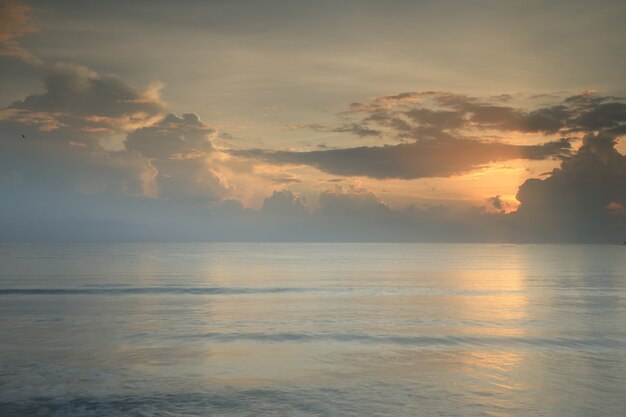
left=1, top=0, right=625, bottom=242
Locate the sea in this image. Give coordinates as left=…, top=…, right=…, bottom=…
left=0, top=243, right=625, bottom=416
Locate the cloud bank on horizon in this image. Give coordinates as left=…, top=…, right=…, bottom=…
left=0, top=0, right=625, bottom=242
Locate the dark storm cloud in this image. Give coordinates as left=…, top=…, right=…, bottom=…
left=511, top=133, right=626, bottom=242
left=234, top=138, right=571, bottom=179
left=570, top=102, right=626, bottom=133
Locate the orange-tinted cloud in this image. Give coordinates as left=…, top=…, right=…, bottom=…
left=0, top=1, right=37, bottom=61
left=233, top=138, right=571, bottom=180
left=236, top=91, right=626, bottom=181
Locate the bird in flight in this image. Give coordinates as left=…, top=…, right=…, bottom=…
left=21, top=134, right=27, bottom=140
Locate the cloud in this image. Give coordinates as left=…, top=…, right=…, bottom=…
left=0, top=1, right=37, bottom=61
left=511, top=133, right=626, bottom=242
left=234, top=137, right=571, bottom=179
left=483, top=195, right=517, bottom=214
left=261, top=190, right=309, bottom=216
left=0, top=65, right=229, bottom=200
left=0, top=125, right=155, bottom=197
left=2, top=138, right=624, bottom=242
left=404, top=108, right=466, bottom=129
left=0, top=111, right=233, bottom=234
left=285, top=122, right=381, bottom=137
left=427, top=94, right=570, bottom=133
left=200, top=185, right=503, bottom=243
left=125, top=113, right=229, bottom=199
left=344, top=91, right=626, bottom=138
left=270, top=177, right=302, bottom=184
left=126, top=113, right=213, bottom=158
left=0, top=1, right=45, bottom=105
left=0, top=59, right=287, bottom=206
left=0, top=39, right=623, bottom=243
left=486, top=195, right=505, bottom=211
left=0, top=62, right=170, bottom=197
left=318, top=185, right=386, bottom=215
left=236, top=91, right=626, bottom=181
left=330, top=123, right=381, bottom=137
left=7, top=63, right=165, bottom=135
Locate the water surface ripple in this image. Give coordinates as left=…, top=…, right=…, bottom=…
left=1, top=243, right=625, bottom=416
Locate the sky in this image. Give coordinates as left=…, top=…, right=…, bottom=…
left=0, top=0, right=625, bottom=242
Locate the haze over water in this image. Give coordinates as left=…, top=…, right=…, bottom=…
left=1, top=243, right=625, bottom=416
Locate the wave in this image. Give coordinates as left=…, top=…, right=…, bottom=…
left=0, top=287, right=319, bottom=296
left=0, top=287, right=620, bottom=297
left=0, top=389, right=350, bottom=417
left=180, top=331, right=626, bottom=349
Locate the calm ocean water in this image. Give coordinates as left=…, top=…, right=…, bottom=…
left=0, top=243, right=625, bottom=416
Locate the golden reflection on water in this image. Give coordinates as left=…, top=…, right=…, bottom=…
left=4, top=244, right=626, bottom=415
left=445, top=264, right=529, bottom=334
left=460, top=349, right=525, bottom=383
left=98, top=244, right=535, bottom=406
